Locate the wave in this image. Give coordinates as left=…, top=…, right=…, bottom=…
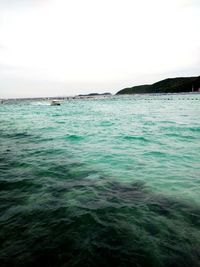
left=121, top=135, right=149, bottom=142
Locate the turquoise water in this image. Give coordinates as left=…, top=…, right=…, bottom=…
left=1, top=94, right=200, bottom=267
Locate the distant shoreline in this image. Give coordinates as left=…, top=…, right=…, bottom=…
left=1, top=92, right=200, bottom=102
left=1, top=76, right=200, bottom=100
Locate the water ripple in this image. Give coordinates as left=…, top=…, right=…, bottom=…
left=1, top=95, right=200, bottom=266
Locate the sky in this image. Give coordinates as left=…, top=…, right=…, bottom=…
left=0, top=0, right=200, bottom=98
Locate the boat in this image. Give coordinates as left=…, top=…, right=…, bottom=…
left=51, top=100, right=61, bottom=106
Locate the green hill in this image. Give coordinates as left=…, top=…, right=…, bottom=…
left=116, top=76, right=200, bottom=94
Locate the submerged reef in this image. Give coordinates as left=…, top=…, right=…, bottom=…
left=1, top=170, right=200, bottom=267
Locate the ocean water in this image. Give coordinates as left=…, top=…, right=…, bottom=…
left=0, top=94, right=200, bottom=267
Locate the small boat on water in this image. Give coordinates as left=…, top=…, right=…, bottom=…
left=51, top=100, right=61, bottom=106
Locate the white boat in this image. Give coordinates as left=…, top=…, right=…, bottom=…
left=51, top=100, right=61, bottom=106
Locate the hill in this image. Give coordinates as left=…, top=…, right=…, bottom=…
left=116, top=76, right=200, bottom=94
left=78, top=93, right=111, bottom=97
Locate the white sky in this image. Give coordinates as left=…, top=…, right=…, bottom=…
left=0, top=0, right=200, bottom=98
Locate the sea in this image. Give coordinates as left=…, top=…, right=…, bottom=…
left=0, top=94, right=200, bottom=267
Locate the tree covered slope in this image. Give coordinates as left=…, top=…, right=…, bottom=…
left=116, top=76, right=200, bottom=94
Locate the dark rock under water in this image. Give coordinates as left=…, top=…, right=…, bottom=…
left=1, top=172, right=200, bottom=267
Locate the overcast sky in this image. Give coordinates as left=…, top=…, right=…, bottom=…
left=0, top=0, right=200, bottom=98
